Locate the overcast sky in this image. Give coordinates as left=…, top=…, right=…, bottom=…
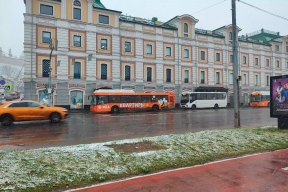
left=0, top=0, right=287, bottom=58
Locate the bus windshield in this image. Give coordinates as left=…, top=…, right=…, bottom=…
left=250, top=96, right=262, bottom=102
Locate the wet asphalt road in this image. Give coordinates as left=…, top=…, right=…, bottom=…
left=0, top=107, right=276, bottom=151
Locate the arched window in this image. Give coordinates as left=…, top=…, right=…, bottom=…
left=73, top=0, right=81, bottom=20
left=184, top=23, right=188, bottom=37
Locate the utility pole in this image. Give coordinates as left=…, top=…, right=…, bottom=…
left=232, top=0, right=241, bottom=127
left=47, top=39, right=57, bottom=106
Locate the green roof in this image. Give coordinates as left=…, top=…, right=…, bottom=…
left=93, top=0, right=106, bottom=9
left=119, top=15, right=177, bottom=30
left=247, top=29, right=281, bottom=43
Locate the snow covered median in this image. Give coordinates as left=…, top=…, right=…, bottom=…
left=1, top=127, right=288, bottom=192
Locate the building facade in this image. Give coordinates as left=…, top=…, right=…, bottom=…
left=23, top=0, right=288, bottom=109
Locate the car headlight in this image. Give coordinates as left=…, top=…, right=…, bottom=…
left=63, top=110, right=68, bottom=112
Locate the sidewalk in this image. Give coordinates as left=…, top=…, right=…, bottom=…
left=69, top=149, right=288, bottom=192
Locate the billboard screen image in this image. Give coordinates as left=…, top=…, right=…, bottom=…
left=270, top=75, right=288, bottom=117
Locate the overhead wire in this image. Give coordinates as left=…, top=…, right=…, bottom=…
left=238, top=0, right=288, bottom=22
left=191, top=0, right=227, bottom=15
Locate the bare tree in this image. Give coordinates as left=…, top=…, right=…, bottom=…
left=0, top=65, right=22, bottom=79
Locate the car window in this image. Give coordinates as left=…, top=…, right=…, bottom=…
left=27, top=102, right=41, bottom=108
left=8, top=102, right=28, bottom=108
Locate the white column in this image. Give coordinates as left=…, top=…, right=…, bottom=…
left=25, top=0, right=32, bottom=14
left=61, top=0, right=66, bottom=19
left=87, top=0, right=94, bottom=23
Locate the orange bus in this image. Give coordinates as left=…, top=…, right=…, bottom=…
left=89, top=89, right=175, bottom=113
left=249, top=91, right=270, bottom=107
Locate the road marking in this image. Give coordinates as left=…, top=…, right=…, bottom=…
left=282, top=167, right=288, bottom=171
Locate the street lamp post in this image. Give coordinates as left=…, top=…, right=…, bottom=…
left=232, top=0, right=241, bottom=128
left=47, top=39, right=58, bottom=106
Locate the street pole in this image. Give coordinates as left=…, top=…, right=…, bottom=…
left=48, top=47, right=53, bottom=106
left=232, top=0, right=240, bottom=127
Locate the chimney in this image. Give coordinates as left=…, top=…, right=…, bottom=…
left=152, top=17, right=158, bottom=23
left=9, top=48, right=12, bottom=57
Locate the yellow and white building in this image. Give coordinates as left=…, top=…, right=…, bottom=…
left=23, top=0, right=288, bottom=109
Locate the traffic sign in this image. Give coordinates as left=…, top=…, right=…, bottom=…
left=0, top=80, right=5, bottom=85
left=4, top=84, right=12, bottom=92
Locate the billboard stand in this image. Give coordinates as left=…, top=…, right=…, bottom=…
left=270, top=75, right=288, bottom=129
left=278, top=118, right=288, bottom=129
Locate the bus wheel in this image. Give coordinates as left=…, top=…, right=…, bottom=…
left=191, top=105, right=196, bottom=110
left=111, top=106, right=119, bottom=113
left=267, top=102, right=270, bottom=107
left=214, top=104, right=219, bottom=109
left=152, top=105, right=159, bottom=111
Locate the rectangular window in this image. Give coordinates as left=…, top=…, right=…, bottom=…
left=74, top=62, right=81, bottom=79
left=229, top=32, right=232, bottom=40
left=255, top=58, right=258, bottom=65
left=124, top=41, right=131, bottom=52
left=242, top=74, right=247, bottom=85
left=243, top=56, right=247, bottom=64
left=42, top=59, right=50, bottom=77
left=216, top=53, right=220, bottom=61
left=100, top=63, right=107, bottom=80
left=216, top=72, right=220, bottom=84
left=184, top=70, right=189, bottom=83
left=147, top=67, right=152, bottom=82
left=277, top=60, right=280, bottom=68
left=229, top=73, right=233, bottom=84
left=275, top=45, right=279, bottom=51
left=255, top=75, right=259, bottom=85
left=146, top=44, right=152, bottom=54
left=286, top=44, right=288, bottom=52
left=42, top=31, right=51, bottom=44
left=230, top=55, right=233, bottom=63
left=99, top=15, right=109, bottom=24
left=200, top=71, right=205, bottom=84
left=184, top=49, right=189, bottom=58
left=200, top=51, right=205, bottom=60
left=166, top=47, right=171, bottom=56
left=40, top=4, right=53, bottom=15
left=266, top=59, right=270, bottom=67
left=166, top=68, right=171, bottom=82
left=101, top=39, right=107, bottom=50
left=266, top=76, right=269, bottom=86
left=73, top=35, right=81, bottom=47
left=73, top=8, right=81, bottom=20
left=286, top=62, right=288, bottom=69
left=125, top=65, right=131, bottom=81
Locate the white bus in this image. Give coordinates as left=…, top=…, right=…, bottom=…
left=180, top=92, right=227, bottom=109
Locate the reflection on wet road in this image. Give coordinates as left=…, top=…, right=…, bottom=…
left=0, top=108, right=276, bottom=150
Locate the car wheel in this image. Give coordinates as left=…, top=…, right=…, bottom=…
left=191, top=105, right=196, bottom=110
left=1, top=114, right=13, bottom=126
left=50, top=112, right=61, bottom=123
left=214, top=104, right=219, bottom=109
left=152, top=104, right=159, bottom=111
left=111, top=106, right=119, bottom=113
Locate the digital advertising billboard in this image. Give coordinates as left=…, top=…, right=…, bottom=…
left=270, top=75, right=288, bottom=117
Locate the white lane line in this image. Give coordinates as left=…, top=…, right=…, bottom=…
left=282, top=167, right=288, bottom=171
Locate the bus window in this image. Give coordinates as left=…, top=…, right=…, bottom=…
left=109, top=95, right=121, bottom=103
left=90, top=96, right=96, bottom=105
left=97, top=96, right=108, bottom=104
left=141, top=96, right=151, bottom=102
left=207, top=94, right=213, bottom=100
left=121, top=96, right=135, bottom=103
left=198, top=93, right=207, bottom=100
left=190, top=94, right=197, bottom=102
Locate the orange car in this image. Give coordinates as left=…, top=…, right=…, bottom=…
left=0, top=100, right=68, bottom=126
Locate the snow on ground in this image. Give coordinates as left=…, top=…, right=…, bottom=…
left=0, top=127, right=287, bottom=191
